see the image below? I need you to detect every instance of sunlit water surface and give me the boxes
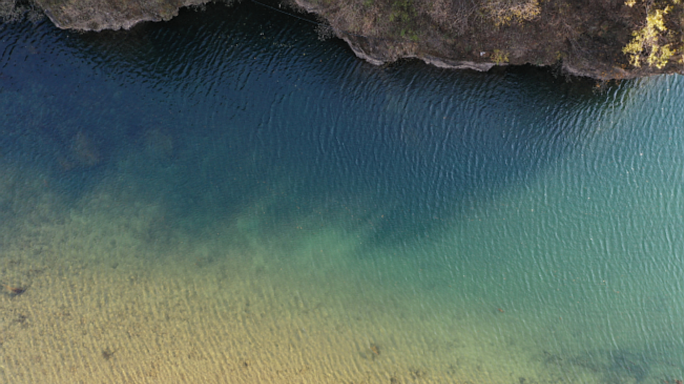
[0,3,683,383]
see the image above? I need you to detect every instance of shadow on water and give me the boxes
[298,60,639,249]
[0,1,639,245]
[535,332,684,384]
[545,348,665,384]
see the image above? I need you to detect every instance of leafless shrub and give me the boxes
[326,0,382,36]
[420,0,477,36]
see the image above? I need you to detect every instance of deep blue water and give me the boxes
[1,2,683,383]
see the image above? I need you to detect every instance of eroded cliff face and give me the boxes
[29,0,684,79]
[292,0,684,79]
[35,0,207,31]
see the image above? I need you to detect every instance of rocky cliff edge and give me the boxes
[20,0,684,79]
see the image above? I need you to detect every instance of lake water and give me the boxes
[1,2,683,383]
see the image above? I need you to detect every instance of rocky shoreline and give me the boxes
[21,0,684,79]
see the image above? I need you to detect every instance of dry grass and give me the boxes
[418,0,478,36]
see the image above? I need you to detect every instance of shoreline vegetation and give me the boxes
[1,0,684,72]
[295,0,684,79]
[2,0,684,79]
[3,0,684,79]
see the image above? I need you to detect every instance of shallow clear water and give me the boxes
[1,2,683,383]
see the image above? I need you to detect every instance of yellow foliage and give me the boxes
[648,44,675,68]
[481,0,540,27]
[622,6,676,69]
[492,49,509,64]
[625,0,681,6]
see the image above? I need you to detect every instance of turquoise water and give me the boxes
[1,2,683,383]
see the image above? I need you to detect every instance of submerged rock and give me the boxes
[70,131,101,167]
